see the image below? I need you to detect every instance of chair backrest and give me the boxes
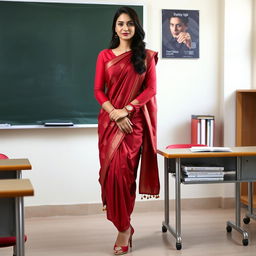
[0,153,8,159]
[166,144,206,149]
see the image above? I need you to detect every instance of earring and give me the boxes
[114,33,118,38]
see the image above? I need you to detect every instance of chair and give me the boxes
[0,153,27,256]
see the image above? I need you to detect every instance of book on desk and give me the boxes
[190,146,232,152]
[181,164,225,182]
[181,164,237,182]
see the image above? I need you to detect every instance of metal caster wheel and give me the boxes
[242,239,249,246]
[226,225,232,233]
[176,242,182,250]
[162,225,167,233]
[243,217,250,224]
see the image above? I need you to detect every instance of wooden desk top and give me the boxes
[0,159,31,171]
[157,146,256,159]
[0,179,34,198]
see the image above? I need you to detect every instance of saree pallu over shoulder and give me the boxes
[139,50,160,195]
[98,50,160,205]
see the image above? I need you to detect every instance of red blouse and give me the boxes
[94,49,157,107]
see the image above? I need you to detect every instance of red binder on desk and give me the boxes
[191,117,200,144]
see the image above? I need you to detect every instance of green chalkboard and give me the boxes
[0,1,143,126]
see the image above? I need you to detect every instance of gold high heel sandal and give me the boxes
[113,226,134,255]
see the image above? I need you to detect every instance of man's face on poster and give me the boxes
[169,17,188,38]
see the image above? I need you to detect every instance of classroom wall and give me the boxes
[0,0,254,206]
[221,0,253,197]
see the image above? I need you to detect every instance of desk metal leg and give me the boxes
[243,182,256,224]
[175,158,182,249]
[15,197,25,256]
[15,170,25,256]
[162,158,182,250]
[226,157,249,246]
[248,182,253,217]
[163,158,169,228]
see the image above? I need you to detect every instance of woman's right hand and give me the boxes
[116,117,133,134]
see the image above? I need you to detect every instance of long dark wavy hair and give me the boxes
[109,7,146,74]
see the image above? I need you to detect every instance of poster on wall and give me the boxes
[162,9,199,58]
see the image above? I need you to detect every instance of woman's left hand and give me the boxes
[109,108,128,121]
[116,117,133,134]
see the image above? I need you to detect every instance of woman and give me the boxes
[94,6,160,255]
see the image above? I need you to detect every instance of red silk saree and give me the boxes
[94,49,160,231]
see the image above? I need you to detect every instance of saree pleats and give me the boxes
[105,112,144,231]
